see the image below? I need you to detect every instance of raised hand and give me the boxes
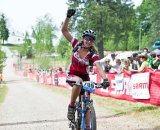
[67,9,76,18]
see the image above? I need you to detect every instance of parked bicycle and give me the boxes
[66,79,104,130]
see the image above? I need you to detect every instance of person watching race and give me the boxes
[61,8,110,128]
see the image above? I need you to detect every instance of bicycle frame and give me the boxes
[67,80,102,130]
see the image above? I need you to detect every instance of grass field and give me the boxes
[0,84,7,104]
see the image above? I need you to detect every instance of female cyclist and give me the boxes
[61,9,110,130]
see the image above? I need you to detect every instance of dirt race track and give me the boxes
[0,47,160,130]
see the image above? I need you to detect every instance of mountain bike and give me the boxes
[66,80,103,130]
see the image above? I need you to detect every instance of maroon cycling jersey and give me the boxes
[68,38,100,75]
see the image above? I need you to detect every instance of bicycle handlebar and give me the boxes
[66,79,103,89]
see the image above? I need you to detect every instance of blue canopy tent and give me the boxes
[153,40,160,54]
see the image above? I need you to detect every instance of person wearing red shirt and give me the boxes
[61,9,110,129]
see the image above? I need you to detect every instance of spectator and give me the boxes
[28,65,32,73]
[122,59,131,71]
[109,53,116,66]
[110,59,122,73]
[88,65,98,75]
[117,59,132,74]
[54,70,59,86]
[104,59,111,72]
[131,53,141,70]
[149,51,158,69]
[137,53,149,72]
[57,67,64,74]
[153,40,160,55]
[143,47,149,54]
[127,54,132,63]
[153,52,160,70]
[88,66,93,74]
[143,47,152,63]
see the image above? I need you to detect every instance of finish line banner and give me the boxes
[95,71,150,100]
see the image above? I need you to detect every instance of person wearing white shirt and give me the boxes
[109,53,116,66]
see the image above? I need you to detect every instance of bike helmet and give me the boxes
[82,29,96,40]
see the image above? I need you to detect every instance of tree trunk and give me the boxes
[97,39,104,59]
[97,11,104,59]
[2,39,4,45]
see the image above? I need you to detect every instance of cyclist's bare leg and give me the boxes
[69,76,83,107]
[67,76,83,121]
[71,86,82,103]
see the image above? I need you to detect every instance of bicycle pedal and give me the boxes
[69,121,76,128]
[69,122,73,128]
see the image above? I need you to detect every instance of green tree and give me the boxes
[136,0,160,49]
[0,14,9,44]
[20,32,33,58]
[148,1,160,43]
[56,37,72,67]
[57,37,72,58]
[0,48,6,73]
[67,0,136,57]
[32,14,57,54]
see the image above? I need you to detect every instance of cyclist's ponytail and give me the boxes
[90,45,97,54]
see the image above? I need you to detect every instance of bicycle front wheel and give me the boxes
[88,103,97,130]
[75,102,81,130]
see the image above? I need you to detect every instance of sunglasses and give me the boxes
[157,55,160,57]
[84,36,94,43]
[141,56,145,58]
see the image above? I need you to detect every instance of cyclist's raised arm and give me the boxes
[61,9,76,42]
[61,18,72,42]
[95,62,107,80]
